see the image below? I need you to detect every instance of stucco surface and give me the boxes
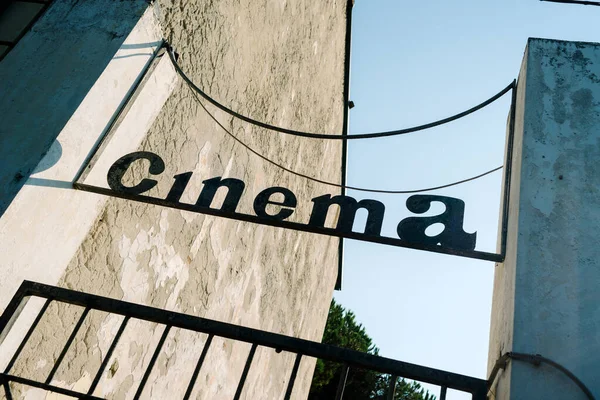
[488,38,600,400]
[2,0,347,399]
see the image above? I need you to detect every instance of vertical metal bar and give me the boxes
[471,384,489,400]
[4,298,52,373]
[335,364,349,400]
[132,325,171,400]
[2,377,13,400]
[0,283,31,344]
[387,375,397,400]
[182,334,214,400]
[336,0,354,291]
[233,343,258,400]
[440,386,447,400]
[283,353,302,400]
[45,307,90,384]
[87,316,130,395]
[499,80,517,259]
[72,42,166,185]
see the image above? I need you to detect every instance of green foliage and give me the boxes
[308,299,435,400]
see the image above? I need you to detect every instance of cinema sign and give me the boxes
[74,151,504,263]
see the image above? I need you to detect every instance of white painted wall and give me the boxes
[0,0,176,376]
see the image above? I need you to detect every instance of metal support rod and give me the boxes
[132,325,172,400]
[499,81,517,260]
[233,343,258,400]
[440,386,447,400]
[45,307,90,384]
[73,42,167,186]
[283,353,303,400]
[336,0,354,291]
[87,316,130,395]
[387,375,397,400]
[182,334,214,400]
[335,364,350,400]
[4,298,52,373]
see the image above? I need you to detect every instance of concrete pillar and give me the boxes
[488,38,600,400]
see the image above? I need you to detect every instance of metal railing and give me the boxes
[0,281,487,399]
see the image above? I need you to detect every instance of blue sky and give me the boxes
[334,1,599,398]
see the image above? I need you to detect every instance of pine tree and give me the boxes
[309,299,435,400]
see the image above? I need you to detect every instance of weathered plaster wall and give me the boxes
[488,38,600,400]
[2,0,347,399]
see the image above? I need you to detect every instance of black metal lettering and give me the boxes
[253,187,297,220]
[397,195,476,251]
[309,195,384,236]
[107,151,165,195]
[166,172,193,202]
[196,177,245,212]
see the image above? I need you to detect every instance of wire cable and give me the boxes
[187,87,503,194]
[167,45,515,141]
[541,0,600,6]
[488,352,595,400]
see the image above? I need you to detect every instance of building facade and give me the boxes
[0,0,348,398]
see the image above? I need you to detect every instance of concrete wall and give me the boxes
[1,0,347,399]
[488,38,600,400]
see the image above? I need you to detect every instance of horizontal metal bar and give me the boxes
[5,281,488,395]
[73,183,504,263]
[541,0,600,5]
[0,373,104,400]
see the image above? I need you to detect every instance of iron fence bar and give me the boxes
[283,353,302,400]
[0,373,103,400]
[0,283,33,344]
[132,325,171,400]
[87,316,130,395]
[440,385,447,400]
[387,375,397,400]
[4,298,52,373]
[182,334,214,400]
[45,307,90,384]
[335,364,349,400]
[2,378,13,400]
[2,281,488,396]
[233,343,258,400]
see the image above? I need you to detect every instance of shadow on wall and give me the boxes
[0,0,150,217]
